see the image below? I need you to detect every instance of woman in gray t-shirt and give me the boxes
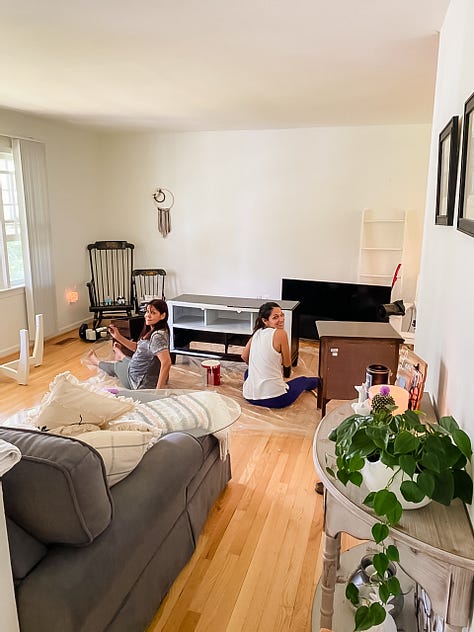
[87,299,172,389]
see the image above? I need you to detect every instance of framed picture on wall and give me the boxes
[435,116,459,225]
[458,92,474,236]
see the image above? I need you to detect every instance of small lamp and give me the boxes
[66,290,79,304]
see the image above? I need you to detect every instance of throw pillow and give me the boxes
[114,391,240,435]
[32,371,136,430]
[76,429,157,486]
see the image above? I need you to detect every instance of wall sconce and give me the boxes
[66,290,79,304]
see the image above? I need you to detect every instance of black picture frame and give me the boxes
[458,92,474,236]
[435,116,459,225]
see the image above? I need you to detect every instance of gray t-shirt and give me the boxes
[128,329,169,389]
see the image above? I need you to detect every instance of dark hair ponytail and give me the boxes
[140,299,170,339]
[253,301,280,333]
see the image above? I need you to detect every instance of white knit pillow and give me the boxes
[33,372,136,430]
[76,429,156,486]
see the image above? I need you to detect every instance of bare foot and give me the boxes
[86,349,100,367]
[112,342,125,361]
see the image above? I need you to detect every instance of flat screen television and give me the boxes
[281,278,392,340]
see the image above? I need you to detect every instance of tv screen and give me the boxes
[281,278,392,339]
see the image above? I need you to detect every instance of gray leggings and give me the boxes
[99,358,132,389]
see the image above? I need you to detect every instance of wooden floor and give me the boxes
[0,332,356,632]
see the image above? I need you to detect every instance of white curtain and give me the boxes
[13,139,57,337]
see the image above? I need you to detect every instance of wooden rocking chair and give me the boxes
[87,241,135,328]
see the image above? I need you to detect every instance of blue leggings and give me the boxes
[244,374,320,409]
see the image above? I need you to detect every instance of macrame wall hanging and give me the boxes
[152,187,174,238]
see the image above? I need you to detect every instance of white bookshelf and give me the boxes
[359,209,406,289]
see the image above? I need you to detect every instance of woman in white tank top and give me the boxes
[242,302,320,408]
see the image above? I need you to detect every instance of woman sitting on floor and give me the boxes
[242,301,320,408]
[87,299,172,389]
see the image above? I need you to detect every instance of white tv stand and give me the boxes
[168,294,300,364]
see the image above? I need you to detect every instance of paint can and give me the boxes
[201,359,221,386]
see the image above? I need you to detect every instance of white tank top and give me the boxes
[243,327,288,400]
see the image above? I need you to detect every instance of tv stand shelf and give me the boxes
[168,294,300,363]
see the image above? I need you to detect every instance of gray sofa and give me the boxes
[1,419,231,632]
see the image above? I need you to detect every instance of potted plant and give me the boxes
[326,386,473,631]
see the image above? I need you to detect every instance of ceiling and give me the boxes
[0,0,450,132]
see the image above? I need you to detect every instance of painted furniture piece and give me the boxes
[312,398,474,632]
[132,268,166,312]
[87,241,135,328]
[316,320,403,415]
[0,314,44,385]
[168,294,300,364]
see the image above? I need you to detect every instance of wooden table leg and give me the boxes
[319,530,341,630]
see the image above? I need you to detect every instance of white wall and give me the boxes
[99,125,430,303]
[416,0,474,551]
[0,108,102,354]
[0,114,431,358]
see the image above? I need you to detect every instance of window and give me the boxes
[0,144,24,288]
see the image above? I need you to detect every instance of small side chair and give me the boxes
[132,269,166,313]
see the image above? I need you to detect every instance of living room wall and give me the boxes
[0,115,431,357]
[416,0,474,537]
[0,108,102,354]
[98,124,430,304]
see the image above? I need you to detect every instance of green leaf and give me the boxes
[386,575,401,597]
[400,479,426,503]
[386,501,403,526]
[326,467,335,478]
[349,455,365,471]
[363,492,375,508]
[355,603,386,630]
[386,544,399,562]
[399,454,417,477]
[380,452,398,468]
[441,439,466,467]
[337,470,350,485]
[439,415,459,433]
[394,431,420,454]
[421,451,441,473]
[416,471,435,498]
[431,471,455,505]
[453,428,472,459]
[349,471,363,487]
[373,489,398,518]
[346,581,360,605]
[372,522,389,544]
[350,430,377,457]
[366,427,390,451]
[372,552,389,576]
[404,409,423,426]
[379,581,390,603]
[453,469,473,503]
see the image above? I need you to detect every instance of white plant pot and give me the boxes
[370,612,397,632]
[361,459,432,510]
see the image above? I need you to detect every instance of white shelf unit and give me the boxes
[171,303,256,335]
[358,209,406,289]
[168,294,300,363]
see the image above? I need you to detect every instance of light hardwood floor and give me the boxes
[0,332,356,632]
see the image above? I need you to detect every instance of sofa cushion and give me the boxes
[76,429,157,486]
[6,518,48,581]
[0,426,113,545]
[32,371,135,429]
